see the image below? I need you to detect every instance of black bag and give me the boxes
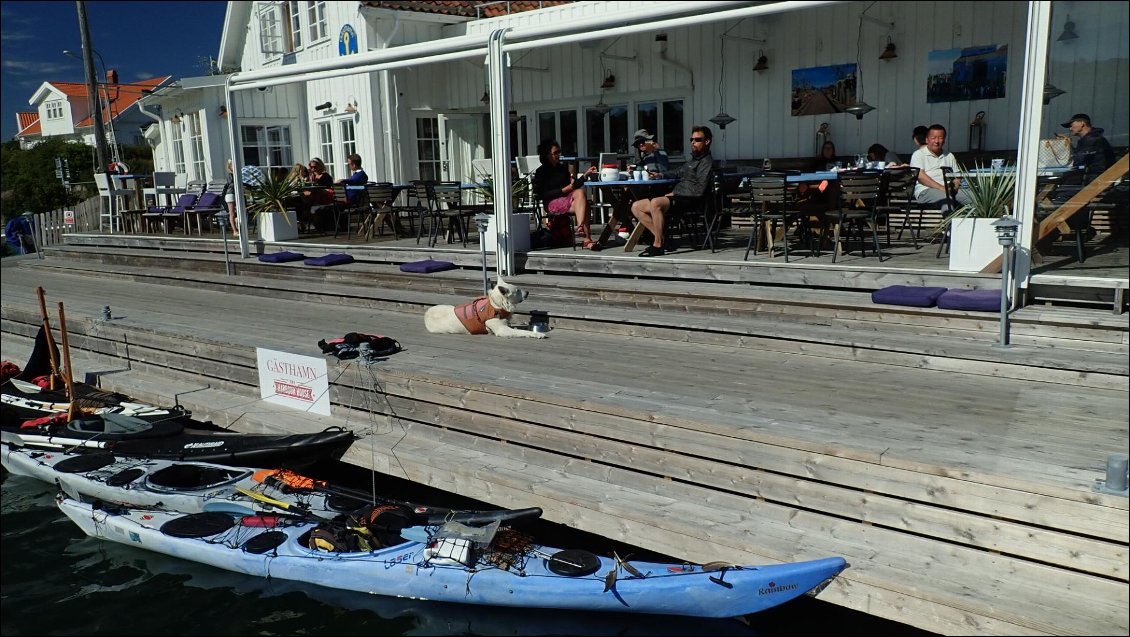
[317,332,402,360]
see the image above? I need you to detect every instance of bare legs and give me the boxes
[570,188,591,240]
[227,201,239,238]
[630,196,672,248]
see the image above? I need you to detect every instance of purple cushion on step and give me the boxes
[936,288,1001,312]
[303,253,354,267]
[258,251,306,263]
[871,285,948,308]
[399,259,457,274]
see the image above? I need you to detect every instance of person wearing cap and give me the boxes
[631,129,669,173]
[1061,113,1114,182]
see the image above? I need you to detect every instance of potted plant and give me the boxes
[471,171,534,253]
[937,163,1016,271]
[247,168,300,241]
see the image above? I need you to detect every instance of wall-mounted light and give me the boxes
[1042,83,1066,105]
[170,110,183,124]
[879,37,897,61]
[600,73,616,89]
[314,101,333,111]
[217,105,227,119]
[1057,15,1079,41]
[344,102,358,114]
[480,91,490,104]
[753,50,769,72]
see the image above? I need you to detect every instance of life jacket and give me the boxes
[454,297,510,335]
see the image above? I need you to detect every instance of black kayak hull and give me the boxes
[2,426,356,469]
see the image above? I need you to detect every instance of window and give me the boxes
[170,118,186,174]
[339,118,356,178]
[306,1,327,41]
[317,121,334,176]
[241,124,293,171]
[45,101,64,120]
[536,109,578,156]
[258,2,300,56]
[188,112,207,180]
[585,104,628,155]
[416,117,441,181]
[636,99,684,156]
[288,1,302,50]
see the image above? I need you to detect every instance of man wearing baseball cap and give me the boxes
[631,129,669,172]
[1060,113,1114,182]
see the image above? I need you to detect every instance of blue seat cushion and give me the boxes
[258,251,306,263]
[936,288,1001,312]
[871,285,948,308]
[399,259,457,274]
[304,253,354,267]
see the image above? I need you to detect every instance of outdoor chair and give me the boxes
[877,166,920,247]
[426,182,468,248]
[185,191,225,235]
[144,192,198,234]
[824,170,885,262]
[93,172,133,233]
[358,182,397,241]
[742,172,804,262]
[332,184,370,239]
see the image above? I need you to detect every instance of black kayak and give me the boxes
[2,413,356,468]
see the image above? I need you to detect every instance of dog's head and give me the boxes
[488,276,529,313]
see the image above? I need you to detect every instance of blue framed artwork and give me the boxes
[927,44,1008,103]
[791,64,858,116]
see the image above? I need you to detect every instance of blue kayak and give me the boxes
[58,496,849,618]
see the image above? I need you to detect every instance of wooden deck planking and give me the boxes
[3,251,1127,636]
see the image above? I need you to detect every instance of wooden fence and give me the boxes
[31,196,101,248]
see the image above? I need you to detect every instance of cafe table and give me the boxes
[580,178,678,248]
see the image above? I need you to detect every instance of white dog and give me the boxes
[424,277,546,338]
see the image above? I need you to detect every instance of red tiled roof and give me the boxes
[46,76,171,129]
[362,1,575,19]
[17,111,40,137]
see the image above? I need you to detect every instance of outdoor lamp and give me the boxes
[709,112,737,129]
[475,213,492,295]
[753,51,769,72]
[992,214,1019,247]
[992,215,1020,348]
[879,38,897,60]
[844,103,875,120]
[1058,16,1079,41]
[314,101,333,111]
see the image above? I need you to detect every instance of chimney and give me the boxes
[106,69,119,84]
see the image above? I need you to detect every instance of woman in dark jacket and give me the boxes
[531,139,598,248]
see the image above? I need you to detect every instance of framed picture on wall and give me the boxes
[791,63,857,116]
[927,44,1008,103]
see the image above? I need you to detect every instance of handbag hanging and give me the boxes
[1038,136,1073,168]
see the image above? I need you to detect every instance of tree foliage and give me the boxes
[1,139,86,222]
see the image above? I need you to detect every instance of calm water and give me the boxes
[1,465,932,636]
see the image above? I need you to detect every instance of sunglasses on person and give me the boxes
[689,136,706,142]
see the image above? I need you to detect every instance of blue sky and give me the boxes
[1,0,229,141]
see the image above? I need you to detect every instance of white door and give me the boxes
[439,113,486,184]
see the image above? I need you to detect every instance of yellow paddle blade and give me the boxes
[234,486,292,510]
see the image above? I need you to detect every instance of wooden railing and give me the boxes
[30,196,102,248]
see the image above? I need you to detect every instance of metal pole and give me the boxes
[475,213,491,295]
[75,2,110,175]
[998,243,1011,347]
[215,212,232,276]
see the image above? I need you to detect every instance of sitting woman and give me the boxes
[531,139,598,249]
[813,141,840,171]
[301,157,335,231]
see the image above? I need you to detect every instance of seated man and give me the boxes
[910,124,971,211]
[631,129,670,173]
[630,125,714,257]
[335,153,369,204]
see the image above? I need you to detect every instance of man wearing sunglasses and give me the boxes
[630,125,713,257]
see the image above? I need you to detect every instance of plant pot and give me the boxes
[258,210,298,242]
[948,217,1000,272]
[484,212,531,253]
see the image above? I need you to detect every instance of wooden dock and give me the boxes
[1,236,1126,636]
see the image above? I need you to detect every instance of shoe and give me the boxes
[639,245,666,257]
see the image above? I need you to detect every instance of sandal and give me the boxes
[582,239,602,251]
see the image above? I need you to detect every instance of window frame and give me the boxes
[240,123,294,173]
[306,0,327,42]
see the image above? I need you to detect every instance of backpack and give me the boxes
[547,214,573,248]
[317,332,402,360]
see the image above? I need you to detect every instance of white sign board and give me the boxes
[63,210,75,226]
[255,348,331,416]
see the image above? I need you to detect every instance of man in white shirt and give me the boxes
[910,124,971,210]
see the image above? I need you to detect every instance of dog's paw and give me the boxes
[531,331,548,339]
